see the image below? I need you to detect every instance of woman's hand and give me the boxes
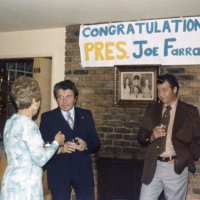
[54,131,65,145]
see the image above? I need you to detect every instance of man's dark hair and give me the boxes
[157,73,179,94]
[53,80,79,99]
[133,75,140,80]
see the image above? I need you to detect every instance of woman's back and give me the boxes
[1,114,58,200]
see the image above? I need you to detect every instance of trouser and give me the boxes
[51,185,95,200]
[140,160,188,200]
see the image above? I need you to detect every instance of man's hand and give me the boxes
[75,137,87,151]
[63,141,77,153]
[57,141,76,154]
[151,125,166,142]
[57,137,87,154]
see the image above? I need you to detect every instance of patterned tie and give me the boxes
[158,105,172,154]
[161,105,172,132]
[66,112,74,129]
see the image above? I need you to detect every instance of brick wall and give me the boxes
[65,25,200,199]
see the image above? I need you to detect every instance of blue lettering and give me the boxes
[82,27,90,37]
[99,26,108,36]
[91,28,99,37]
[146,22,154,34]
[132,40,147,58]
[127,24,135,34]
[164,38,176,56]
[183,18,200,32]
[144,48,153,56]
[194,19,200,31]
[186,48,192,55]
[171,19,182,32]
[193,48,200,55]
[186,19,195,32]
[117,24,125,35]
[135,22,145,34]
[163,21,171,33]
[109,25,116,35]
[154,21,161,33]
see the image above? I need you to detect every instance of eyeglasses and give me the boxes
[57,95,74,101]
[158,87,171,94]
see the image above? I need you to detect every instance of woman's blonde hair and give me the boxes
[11,76,41,109]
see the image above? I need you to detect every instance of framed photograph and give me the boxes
[114,65,160,105]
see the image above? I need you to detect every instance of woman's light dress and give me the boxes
[0,114,58,200]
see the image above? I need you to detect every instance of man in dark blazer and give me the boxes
[40,80,101,200]
[138,74,200,200]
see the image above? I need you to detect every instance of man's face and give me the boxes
[157,81,177,105]
[56,89,77,111]
[134,86,139,94]
[134,79,139,86]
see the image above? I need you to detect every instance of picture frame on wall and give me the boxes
[114,65,160,105]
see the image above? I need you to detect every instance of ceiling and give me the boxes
[0,0,200,32]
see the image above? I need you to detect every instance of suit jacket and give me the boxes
[39,107,101,189]
[138,99,200,184]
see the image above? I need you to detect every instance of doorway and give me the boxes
[0,57,52,140]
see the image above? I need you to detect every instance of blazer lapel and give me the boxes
[70,107,79,133]
[73,107,81,130]
[73,107,87,136]
[152,103,163,127]
[172,100,185,134]
[55,108,73,133]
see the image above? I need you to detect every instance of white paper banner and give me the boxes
[79,16,200,67]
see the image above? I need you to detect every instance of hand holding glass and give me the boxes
[159,124,166,136]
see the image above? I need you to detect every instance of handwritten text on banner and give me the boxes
[79,17,200,67]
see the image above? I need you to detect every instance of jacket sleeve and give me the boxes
[137,104,155,146]
[40,113,55,143]
[84,110,101,154]
[22,120,59,167]
[190,107,200,161]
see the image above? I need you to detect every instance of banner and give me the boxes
[79,16,200,67]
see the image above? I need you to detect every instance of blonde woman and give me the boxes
[0,76,65,200]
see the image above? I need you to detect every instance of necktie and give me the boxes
[158,105,172,154]
[161,105,172,132]
[66,112,74,129]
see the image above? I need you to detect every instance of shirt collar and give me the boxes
[163,98,178,110]
[60,107,75,120]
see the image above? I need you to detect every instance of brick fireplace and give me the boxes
[97,158,143,200]
[65,25,200,200]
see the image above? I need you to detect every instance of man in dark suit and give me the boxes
[40,80,101,200]
[138,74,200,200]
